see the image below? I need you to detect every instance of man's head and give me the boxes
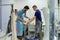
[24,5,29,11]
[32,5,37,11]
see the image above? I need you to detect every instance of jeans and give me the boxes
[23,24,28,37]
[35,19,42,40]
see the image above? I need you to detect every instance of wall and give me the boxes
[1,0,12,32]
[2,0,13,4]
[0,0,2,30]
[14,0,48,9]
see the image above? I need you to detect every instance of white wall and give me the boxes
[1,0,12,32]
[14,0,47,25]
[1,6,11,32]
[14,0,48,9]
[2,0,14,4]
[0,0,2,30]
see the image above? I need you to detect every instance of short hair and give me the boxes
[24,5,29,9]
[32,5,37,8]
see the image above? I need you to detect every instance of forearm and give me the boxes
[29,19,34,23]
[28,16,35,23]
[25,16,30,20]
[17,16,25,22]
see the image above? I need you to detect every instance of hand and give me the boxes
[23,20,26,23]
[24,21,29,25]
[25,16,30,20]
[23,21,27,25]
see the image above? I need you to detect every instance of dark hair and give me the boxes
[24,5,29,9]
[32,5,37,8]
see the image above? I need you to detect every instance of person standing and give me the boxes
[25,5,42,40]
[16,5,30,40]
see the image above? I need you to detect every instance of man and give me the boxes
[16,5,30,40]
[25,5,42,40]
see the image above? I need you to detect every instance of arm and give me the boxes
[25,16,30,20]
[26,16,36,24]
[24,13,30,20]
[17,16,26,22]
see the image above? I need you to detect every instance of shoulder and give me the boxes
[17,9,23,14]
[35,9,41,13]
[18,9,22,12]
[37,9,41,12]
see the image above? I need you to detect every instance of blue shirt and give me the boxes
[34,9,42,21]
[16,9,26,36]
[16,9,26,22]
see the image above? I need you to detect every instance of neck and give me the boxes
[35,9,38,11]
[23,9,26,11]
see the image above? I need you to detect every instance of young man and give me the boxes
[25,5,42,40]
[16,5,30,40]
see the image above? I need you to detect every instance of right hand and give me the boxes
[23,20,26,23]
[24,21,29,25]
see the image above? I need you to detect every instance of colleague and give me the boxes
[25,5,42,40]
[16,5,30,40]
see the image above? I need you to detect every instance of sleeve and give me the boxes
[34,11,37,16]
[40,11,42,21]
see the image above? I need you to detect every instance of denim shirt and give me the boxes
[16,9,26,22]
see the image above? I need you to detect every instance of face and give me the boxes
[26,9,29,11]
[33,7,36,11]
[24,9,29,12]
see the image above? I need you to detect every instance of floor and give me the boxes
[0,25,58,40]
[0,31,58,40]
[0,35,58,40]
